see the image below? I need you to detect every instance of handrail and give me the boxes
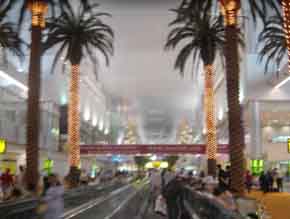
[63,180,148,219]
[183,187,243,219]
[62,184,132,219]
[106,180,149,219]
[0,181,125,219]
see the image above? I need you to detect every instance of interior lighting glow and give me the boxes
[150,155,157,161]
[104,127,110,135]
[239,92,244,103]
[218,109,223,121]
[92,116,98,127]
[98,118,104,131]
[145,162,153,169]
[117,136,123,145]
[274,76,290,89]
[0,70,28,92]
[84,108,90,121]
[160,161,169,169]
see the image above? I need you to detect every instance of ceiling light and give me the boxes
[274,76,290,89]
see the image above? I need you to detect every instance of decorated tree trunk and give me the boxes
[204,65,218,176]
[67,63,81,187]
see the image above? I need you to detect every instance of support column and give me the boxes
[250,101,263,159]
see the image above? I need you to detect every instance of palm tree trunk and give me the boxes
[204,65,217,176]
[67,63,81,187]
[26,25,41,191]
[223,4,245,195]
[282,0,290,74]
[25,0,48,192]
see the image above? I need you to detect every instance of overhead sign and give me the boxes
[0,139,7,154]
[80,144,229,155]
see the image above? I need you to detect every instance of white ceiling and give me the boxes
[95,0,203,143]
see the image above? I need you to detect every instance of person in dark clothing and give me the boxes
[266,171,273,192]
[277,175,283,192]
[42,176,50,196]
[259,172,267,193]
[217,165,229,190]
[162,173,182,219]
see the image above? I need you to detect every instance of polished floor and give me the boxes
[248,191,290,219]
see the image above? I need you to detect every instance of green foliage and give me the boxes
[258,14,286,74]
[164,156,179,169]
[165,1,226,77]
[0,0,24,62]
[42,1,114,78]
[134,156,150,170]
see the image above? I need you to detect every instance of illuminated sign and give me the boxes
[288,139,290,153]
[272,136,290,143]
[0,139,6,154]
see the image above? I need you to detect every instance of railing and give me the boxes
[183,187,243,219]
[64,181,125,210]
[0,198,38,219]
[0,181,126,219]
[108,181,149,219]
[62,180,147,219]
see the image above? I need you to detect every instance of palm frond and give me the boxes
[165,3,226,77]
[258,15,286,74]
[43,1,114,78]
[0,1,24,61]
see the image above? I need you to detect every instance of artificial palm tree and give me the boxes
[258,14,286,74]
[165,5,226,176]
[172,0,275,195]
[0,0,23,63]
[10,0,93,190]
[43,1,113,185]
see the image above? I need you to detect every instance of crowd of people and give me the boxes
[259,169,284,193]
[149,165,289,219]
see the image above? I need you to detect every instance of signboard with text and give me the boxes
[80,144,229,155]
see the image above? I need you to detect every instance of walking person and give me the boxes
[43,174,64,219]
[245,170,253,193]
[0,168,14,199]
[259,171,267,193]
[277,172,283,192]
[16,166,26,189]
[162,170,185,219]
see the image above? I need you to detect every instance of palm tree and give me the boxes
[258,14,286,74]
[0,0,23,63]
[173,0,276,195]
[9,0,93,190]
[165,5,226,176]
[43,1,114,186]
